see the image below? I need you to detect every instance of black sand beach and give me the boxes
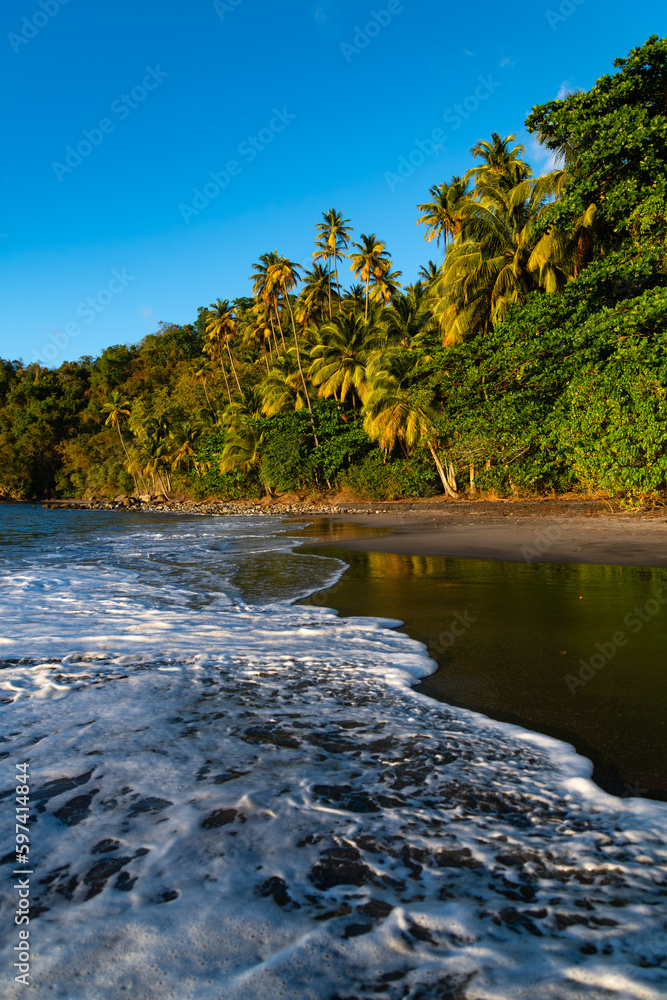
[293,508,667,800]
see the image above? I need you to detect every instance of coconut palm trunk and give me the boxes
[281,279,319,446]
[267,312,280,355]
[114,420,139,493]
[225,341,242,395]
[273,293,287,350]
[219,359,233,405]
[327,252,333,319]
[126,449,149,494]
[201,377,213,412]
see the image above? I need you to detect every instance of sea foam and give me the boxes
[0,509,665,999]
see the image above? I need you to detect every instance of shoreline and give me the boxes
[3,503,667,997]
[17,495,667,568]
[303,508,667,568]
[289,513,667,801]
[9,499,664,797]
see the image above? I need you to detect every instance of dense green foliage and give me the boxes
[3,38,667,503]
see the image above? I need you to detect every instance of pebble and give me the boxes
[39,499,394,517]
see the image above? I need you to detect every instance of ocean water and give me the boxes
[0,506,665,1000]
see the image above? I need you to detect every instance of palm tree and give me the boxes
[250,252,285,351]
[300,263,333,324]
[363,353,458,498]
[260,351,308,416]
[169,420,204,475]
[201,318,233,405]
[193,361,216,415]
[348,234,392,320]
[383,286,436,347]
[433,169,571,343]
[344,283,366,310]
[137,413,174,492]
[203,340,232,404]
[219,386,263,429]
[418,261,440,289]
[468,133,531,193]
[218,420,265,479]
[142,412,172,445]
[313,209,353,316]
[416,175,470,248]
[309,311,386,405]
[530,201,597,286]
[266,255,319,445]
[125,445,148,494]
[370,266,403,307]
[205,300,243,395]
[130,434,170,495]
[101,390,139,493]
[247,301,276,369]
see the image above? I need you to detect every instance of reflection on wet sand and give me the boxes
[297,522,667,800]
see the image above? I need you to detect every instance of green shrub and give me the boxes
[191,467,261,501]
[343,451,438,500]
[556,342,667,496]
[260,424,309,493]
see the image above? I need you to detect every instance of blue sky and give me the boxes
[1,0,665,366]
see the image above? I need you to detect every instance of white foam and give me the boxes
[0,510,665,999]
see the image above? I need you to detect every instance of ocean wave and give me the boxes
[0,510,665,999]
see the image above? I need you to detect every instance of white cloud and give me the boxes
[526,135,563,175]
[556,79,583,100]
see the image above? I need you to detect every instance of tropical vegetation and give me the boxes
[2,38,667,504]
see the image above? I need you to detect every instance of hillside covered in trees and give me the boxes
[3,37,667,504]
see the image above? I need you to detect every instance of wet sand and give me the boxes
[32,495,667,567]
[293,508,667,800]
[299,501,667,568]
